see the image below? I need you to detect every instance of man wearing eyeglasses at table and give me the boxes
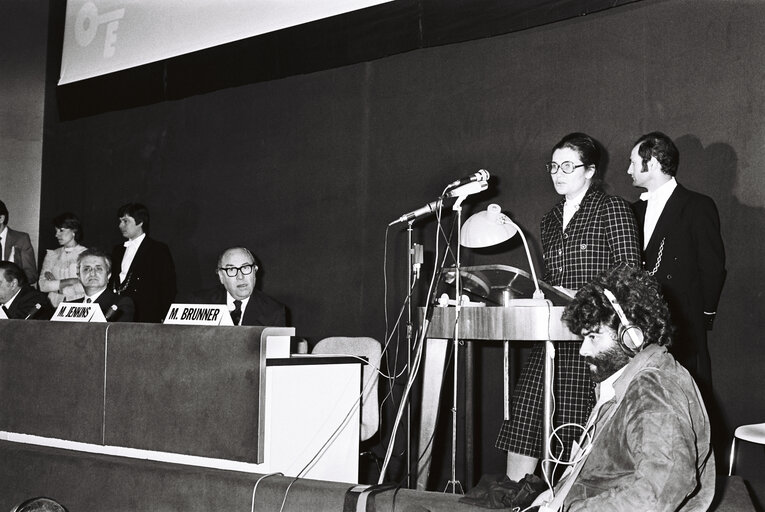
[190,247,287,327]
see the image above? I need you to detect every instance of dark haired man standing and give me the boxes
[110,203,176,323]
[532,263,714,511]
[627,132,726,393]
[0,200,38,284]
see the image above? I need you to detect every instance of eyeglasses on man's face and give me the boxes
[546,161,586,174]
[218,263,257,277]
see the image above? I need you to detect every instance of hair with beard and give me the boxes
[563,262,674,354]
[581,332,632,383]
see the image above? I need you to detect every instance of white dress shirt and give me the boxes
[226,292,251,326]
[640,177,677,250]
[562,187,588,230]
[119,233,146,284]
[0,226,7,260]
[83,288,107,303]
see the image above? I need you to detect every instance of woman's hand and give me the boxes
[43,271,56,281]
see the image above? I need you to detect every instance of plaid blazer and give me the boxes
[541,187,641,289]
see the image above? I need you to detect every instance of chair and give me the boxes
[312,336,381,442]
[728,422,765,475]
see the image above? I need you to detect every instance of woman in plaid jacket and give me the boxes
[496,133,641,481]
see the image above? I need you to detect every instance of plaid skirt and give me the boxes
[495,341,595,461]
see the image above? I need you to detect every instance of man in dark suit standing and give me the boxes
[191,246,286,326]
[72,248,134,322]
[110,203,176,323]
[0,200,38,284]
[628,132,726,392]
[0,261,52,320]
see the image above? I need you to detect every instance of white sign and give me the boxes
[59,0,393,84]
[163,304,234,326]
[52,302,107,323]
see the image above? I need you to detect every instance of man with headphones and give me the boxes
[532,263,714,512]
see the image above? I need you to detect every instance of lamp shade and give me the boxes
[460,204,518,248]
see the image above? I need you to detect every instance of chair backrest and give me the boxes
[312,336,381,441]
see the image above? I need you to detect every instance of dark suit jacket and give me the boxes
[3,228,38,284]
[111,236,177,323]
[633,184,726,367]
[72,289,135,322]
[4,285,53,320]
[188,286,287,327]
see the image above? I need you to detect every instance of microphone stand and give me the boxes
[405,219,414,488]
[445,192,469,495]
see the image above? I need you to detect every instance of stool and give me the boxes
[728,422,765,475]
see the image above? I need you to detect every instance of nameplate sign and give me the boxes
[163,304,234,326]
[52,302,107,323]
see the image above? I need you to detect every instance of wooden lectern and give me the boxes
[416,304,580,490]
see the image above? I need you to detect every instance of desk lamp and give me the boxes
[460,203,544,300]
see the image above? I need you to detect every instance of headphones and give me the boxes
[603,288,644,354]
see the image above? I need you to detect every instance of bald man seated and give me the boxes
[187,247,287,326]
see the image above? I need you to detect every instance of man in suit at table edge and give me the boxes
[627,131,726,394]
[110,203,177,323]
[72,248,134,322]
[0,200,38,284]
[189,246,287,326]
[0,261,52,320]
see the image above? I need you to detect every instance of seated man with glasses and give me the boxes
[188,246,287,326]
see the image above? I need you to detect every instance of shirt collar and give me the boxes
[0,226,7,238]
[123,232,146,248]
[596,365,626,405]
[564,186,589,209]
[4,287,22,308]
[640,176,677,202]
[84,288,106,302]
[226,292,250,309]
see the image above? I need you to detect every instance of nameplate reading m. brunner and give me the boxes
[163,304,234,326]
[51,302,107,323]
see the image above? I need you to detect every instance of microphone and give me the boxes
[444,179,488,198]
[389,179,490,226]
[445,169,490,190]
[389,198,444,226]
[24,303,42,320]
[104,304,119,321]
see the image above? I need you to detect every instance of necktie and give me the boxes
[231,300,242,325]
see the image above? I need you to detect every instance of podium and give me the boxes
[416,302,580,490]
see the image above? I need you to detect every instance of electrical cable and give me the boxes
[250,472,283,512]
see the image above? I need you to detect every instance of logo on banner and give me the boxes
[75,2,126,58]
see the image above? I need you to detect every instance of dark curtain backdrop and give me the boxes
[41,0,765,500]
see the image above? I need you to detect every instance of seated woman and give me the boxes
[37,212,87,307]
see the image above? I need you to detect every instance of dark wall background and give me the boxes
[36,0,765,504]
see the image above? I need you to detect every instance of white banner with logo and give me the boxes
[59,0,392,85]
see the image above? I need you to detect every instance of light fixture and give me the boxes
[460,204,544,299]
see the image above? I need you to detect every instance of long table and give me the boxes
[0,320,361,484]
